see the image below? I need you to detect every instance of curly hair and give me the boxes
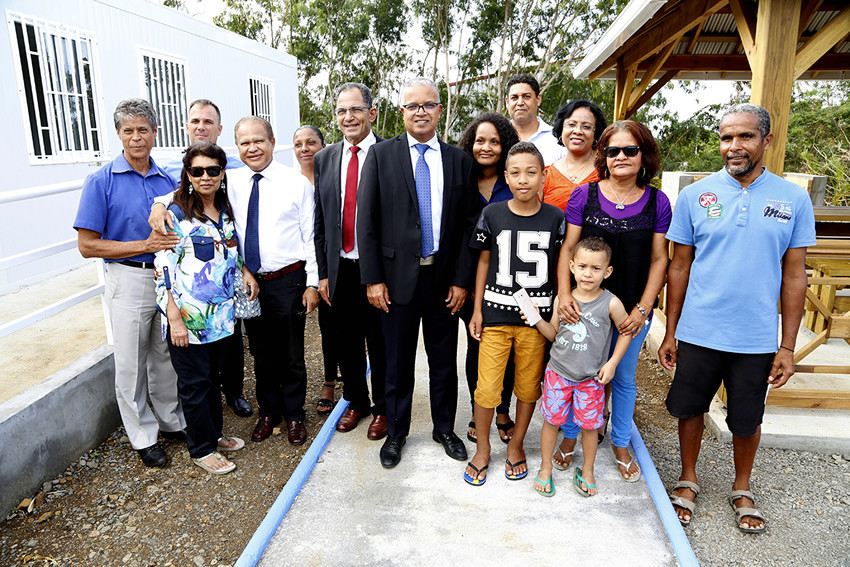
[457,112,520,177]
[552,99,607,148]
[173,142,234,222]
[594,120,660,187]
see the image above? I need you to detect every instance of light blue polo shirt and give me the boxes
[666,167,816,353]
[74,152,178,263]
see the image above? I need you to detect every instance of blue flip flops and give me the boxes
[463,459,490,486]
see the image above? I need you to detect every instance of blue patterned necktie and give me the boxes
[414,143,434,259]
[244,173,262,273]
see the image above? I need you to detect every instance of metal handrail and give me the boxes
[0,179,112,344]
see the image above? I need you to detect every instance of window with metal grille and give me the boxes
[249,75,274,124]
[8,11,104,164]
[140,49,189,149]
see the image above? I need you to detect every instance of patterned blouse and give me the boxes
[154,208,242,344]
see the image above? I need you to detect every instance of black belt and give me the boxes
[339,257,360,265]
[256,260,305,281]
[118,260,155,269]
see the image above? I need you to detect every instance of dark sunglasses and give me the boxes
[187,165,222,177]
[603,145,641,158]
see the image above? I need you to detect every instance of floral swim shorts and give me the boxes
[540,365,604,429]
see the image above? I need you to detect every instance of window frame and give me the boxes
[137,47,191,150]
[249,74,275,128]
[7,10,107,165]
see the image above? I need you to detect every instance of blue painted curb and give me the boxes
[234,382,354,567]
[630,421,700,567]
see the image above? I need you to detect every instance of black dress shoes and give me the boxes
[433,431,468,461]
[380,436,406,468]
[137,443,168,467]
[226,395,254,417]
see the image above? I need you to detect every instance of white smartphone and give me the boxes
[513,288,542,326]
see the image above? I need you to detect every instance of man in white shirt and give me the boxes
[505,73,565,166]
[313,83,387,439]
[229,117,320,446]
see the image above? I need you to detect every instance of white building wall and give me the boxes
[0,0,299,292]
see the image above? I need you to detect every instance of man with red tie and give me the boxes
[313,83,387,439]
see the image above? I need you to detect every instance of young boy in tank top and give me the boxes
[524,236,632,497]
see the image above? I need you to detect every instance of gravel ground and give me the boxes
[635,352,850,567]
[3,318,849,567]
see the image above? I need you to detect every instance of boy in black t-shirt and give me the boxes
[464,142,565,486]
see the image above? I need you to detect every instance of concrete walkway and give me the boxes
[258,325,675,566]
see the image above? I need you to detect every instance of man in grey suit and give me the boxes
[314,83,387,440]
[357,77,478,468]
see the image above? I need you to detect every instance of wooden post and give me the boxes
[748,0,802,175]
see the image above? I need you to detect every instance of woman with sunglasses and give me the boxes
[552,120,671,481]
[542,100,607,211]
[155,142,259,475]
[457,112,520,444]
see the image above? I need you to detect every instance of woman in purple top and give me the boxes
[457,112,520,444]
[554,120,672,481]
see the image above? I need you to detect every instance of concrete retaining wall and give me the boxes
[0,344,118,513]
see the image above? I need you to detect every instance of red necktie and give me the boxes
[342,146,360,253]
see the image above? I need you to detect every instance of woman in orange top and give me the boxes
[541,100,607,211]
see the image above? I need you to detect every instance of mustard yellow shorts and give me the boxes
[474,325,546,408]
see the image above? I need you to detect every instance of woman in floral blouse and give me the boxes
[155,142,259,475]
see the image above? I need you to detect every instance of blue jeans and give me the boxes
[560,321,650,448]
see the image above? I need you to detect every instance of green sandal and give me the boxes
[534,470,555,497]
[573,467,597,497]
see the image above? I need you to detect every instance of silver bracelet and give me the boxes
[635,303,648,318]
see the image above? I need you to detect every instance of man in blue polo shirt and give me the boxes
[659,103,816,533]
[74,98,186,468]
[161,98,253,419]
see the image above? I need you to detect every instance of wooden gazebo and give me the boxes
[572,0,850,175]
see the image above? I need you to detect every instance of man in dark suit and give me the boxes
[313,82,387,440]
[358,77,478,468]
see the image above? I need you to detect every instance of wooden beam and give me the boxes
[591,0,726,79]
[614,60,637,121]
[626,70,679,119]
[750,0,803,175]
[633,53,850,72]
[628,36,682,109]
[794,5,850,79]
[687,21,705,53]
[798,0,825,42]
[729,0,758,65]
[766,388,850,410]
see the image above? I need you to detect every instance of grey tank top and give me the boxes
[548,289,615,382]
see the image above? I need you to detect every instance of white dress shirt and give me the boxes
[340,130,377,260]
[406,132,443,255]
[228,160,318,287]
[527,118,566,167]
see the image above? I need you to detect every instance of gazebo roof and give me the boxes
[574,1,850,81]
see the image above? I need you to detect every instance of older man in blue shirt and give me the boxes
[74,98,186,468]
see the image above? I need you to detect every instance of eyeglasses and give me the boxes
[401,102,440,113]
[335,106,369,117]
[565,121,594,133]
[187,165,222,177]
[603,145,641,158]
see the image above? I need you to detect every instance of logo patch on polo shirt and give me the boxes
[698,192,717,207]
[707,204,722,219]
[763,200,792,223]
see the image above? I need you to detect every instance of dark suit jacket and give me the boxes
[313,134,384,300]
[357,133,478,305]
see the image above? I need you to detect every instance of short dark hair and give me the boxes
[233,116,274,141]
[506,73,540,96]
[335,82,374,108]
[506,141,544,170]
[188,99,221,123]
[594,120,660,187]
[552,100,607,148]
[575,236,612,263]
[173,142,234,222]
[457,112,520,177]
[294,125,324,144]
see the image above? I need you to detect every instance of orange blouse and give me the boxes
[542,165,599,212]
